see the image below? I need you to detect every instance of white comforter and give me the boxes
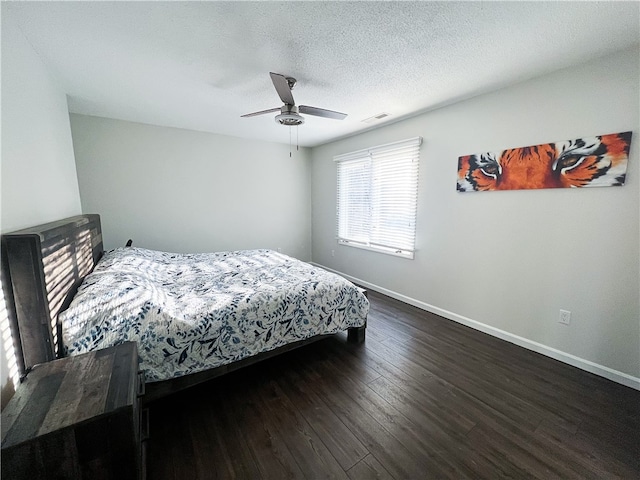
[60,247,369,382]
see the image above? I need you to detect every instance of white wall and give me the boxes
[311,47,640,385]
[70,115,312,260]
[1,17,81,231]
[1,14,82,404]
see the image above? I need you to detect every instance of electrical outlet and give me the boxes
[277,247,282,253]
[331,250,335,257]
[559,309,571,325]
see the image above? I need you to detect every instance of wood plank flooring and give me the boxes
[147,291,640,479]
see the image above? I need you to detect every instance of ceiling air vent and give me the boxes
[362,112,391,124]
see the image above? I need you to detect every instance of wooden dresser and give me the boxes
[1,342,147,480]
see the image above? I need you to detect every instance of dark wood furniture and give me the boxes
[1,214,103,372]
[1,342,146,480]
[1,214,367,403]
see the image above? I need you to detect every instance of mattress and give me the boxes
[60,247,369,382]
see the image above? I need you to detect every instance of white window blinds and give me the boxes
[335,137,421,258]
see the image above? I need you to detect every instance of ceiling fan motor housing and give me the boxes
[275,104,305,126]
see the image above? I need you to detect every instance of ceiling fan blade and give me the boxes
[270,72,295,105]
[241,107,281,118]
[299,105,347,120]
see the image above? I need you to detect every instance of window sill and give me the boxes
[337,239,414,259]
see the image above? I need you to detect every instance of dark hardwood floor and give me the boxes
[147,290,640,479]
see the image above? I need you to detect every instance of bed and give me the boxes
[2,214,368,402]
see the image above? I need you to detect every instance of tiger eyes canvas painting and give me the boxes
[457,131,632,192]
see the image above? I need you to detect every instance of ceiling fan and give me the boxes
[241,72,347,126]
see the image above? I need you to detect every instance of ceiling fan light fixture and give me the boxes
[275,112,305,126]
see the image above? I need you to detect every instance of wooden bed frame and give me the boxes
[1,214,366,403]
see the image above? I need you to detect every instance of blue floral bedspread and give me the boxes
[60,247,369,382]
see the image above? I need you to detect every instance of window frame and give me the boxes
[335,137,422,259]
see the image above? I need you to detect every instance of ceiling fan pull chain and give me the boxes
[289,126,292,157]
[297,125,299,151]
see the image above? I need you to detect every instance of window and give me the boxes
[335,137,421,259]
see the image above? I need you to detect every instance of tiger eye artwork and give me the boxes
[457,131,632,192]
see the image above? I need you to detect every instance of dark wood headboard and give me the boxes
[1,215,103,375]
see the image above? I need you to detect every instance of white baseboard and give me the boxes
[313,263,640,391]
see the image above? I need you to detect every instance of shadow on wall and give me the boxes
[1,249,22,410]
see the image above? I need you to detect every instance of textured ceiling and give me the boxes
[5,1,639,147]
